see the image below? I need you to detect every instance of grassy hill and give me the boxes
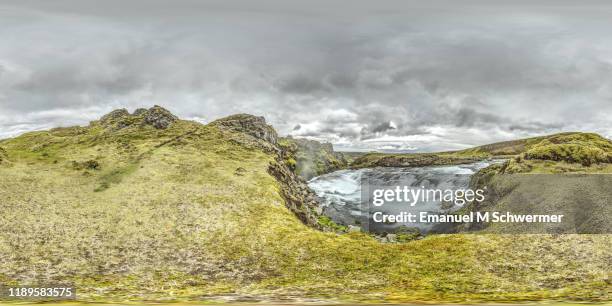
[350,132,612,173]
[0,107,610,303]
[349,151,483,169]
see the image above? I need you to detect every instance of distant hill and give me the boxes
[460,132,611,157]
[457,133,567,156]
[350,132,612,172]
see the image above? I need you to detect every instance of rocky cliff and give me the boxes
[279,137,348,180]
[212,114,278,146]
[212,114,324,228]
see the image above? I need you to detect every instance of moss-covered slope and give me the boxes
[491,133,612,173]
[350,132,612,171]
[0,108,609,303]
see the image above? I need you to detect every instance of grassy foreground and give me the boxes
[0,109,610,303]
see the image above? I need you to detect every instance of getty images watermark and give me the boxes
[360,173,611,234]
[370,185,564,224]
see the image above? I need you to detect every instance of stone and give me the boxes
[234,167,247,176]
[347,225,361,233]
[72,160,101,171]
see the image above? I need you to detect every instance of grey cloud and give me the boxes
[454,108,505,127]
[371,122,397,133]
[1,0,612,149]
[275,74,328,95]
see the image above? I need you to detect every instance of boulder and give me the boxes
[347,225,361,233]
[234,167,247,176]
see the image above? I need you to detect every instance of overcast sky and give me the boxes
[1,0,611,151]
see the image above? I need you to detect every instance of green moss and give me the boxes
[525,143,610,166]
[394,226,422,242]
[317,215,348,232]
[350,152,484,169]
[490,132,612,173]
[285,157,297,170]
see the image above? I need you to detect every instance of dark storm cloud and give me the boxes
[1,0,611,150]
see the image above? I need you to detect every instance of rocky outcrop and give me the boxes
[97,105,178,130]
[142,105,179,129]
[280,137,348,180]
[212,114,278,145]
[268,156,323,228]
[211,114,279,153]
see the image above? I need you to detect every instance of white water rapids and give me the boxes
[308,161,497,233]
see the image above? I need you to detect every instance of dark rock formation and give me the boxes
[211,114,279,153]
[212,114,278,145]
[143,105,178,129]
[98,106,178,130]
[268,156,323,229]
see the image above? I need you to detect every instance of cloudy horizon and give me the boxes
[1,0,612,152]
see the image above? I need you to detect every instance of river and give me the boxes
[308,161,496,234]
